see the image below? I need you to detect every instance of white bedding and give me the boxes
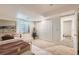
[32,39,76,55]
[32,39,56,49]
[45,45,76,55]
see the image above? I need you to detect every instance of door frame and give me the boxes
[60,15,75,41]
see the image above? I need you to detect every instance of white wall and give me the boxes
[0,20,15,26]
[36,20,53,41]
[52,17,61,41]
[36,11,74,41]
[36,17,60,41]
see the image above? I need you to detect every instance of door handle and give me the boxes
[74,34,77,36]
[63,34,71,37]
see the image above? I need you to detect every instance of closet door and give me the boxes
[37,20,53,41]
[61,15,77,52]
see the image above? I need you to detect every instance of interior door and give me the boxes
[61,15,76,48]
[61,13,78,54]
[61,15,74,40]
[63,20,72,40]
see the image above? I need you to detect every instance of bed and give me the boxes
[0,39,30,55]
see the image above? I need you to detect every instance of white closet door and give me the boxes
[61,15,77,53]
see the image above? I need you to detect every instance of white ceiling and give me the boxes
[0,4,79,21]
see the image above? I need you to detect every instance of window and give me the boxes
[16,19,29,33]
